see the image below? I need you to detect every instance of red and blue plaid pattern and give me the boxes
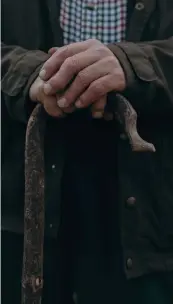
[60,0,127,45]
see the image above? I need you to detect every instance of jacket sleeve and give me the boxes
[108,37,173,113]
[1,43,49,123]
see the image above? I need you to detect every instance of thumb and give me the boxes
[48,47,59,56]
[29,76,44,102]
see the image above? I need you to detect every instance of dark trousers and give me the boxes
[2,230,173,304]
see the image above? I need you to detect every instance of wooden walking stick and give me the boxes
[22,104,46,304]
[21,95,155,304]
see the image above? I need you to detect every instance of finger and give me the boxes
[43,95,65,118]
[91,96,107,119]
[39,40,94,81]
[91,95,107,112]
[103,94,115,121]
[56,57,115,108]
[62,106,76,114]
[75,74,119,109]
[43,50,107,96]
[48,47,58,55]
[56,94,76,113]
[58,103,76,114]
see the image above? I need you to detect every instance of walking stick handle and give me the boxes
[115,94,156,152]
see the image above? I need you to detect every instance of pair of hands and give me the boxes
[29,39,126,120]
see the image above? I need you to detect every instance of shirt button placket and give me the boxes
[83,0,97,40]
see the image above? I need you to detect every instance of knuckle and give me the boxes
[76,71,89,87]
[96,46,109,57]
[88,38,100,45]
[112,69,126,90]
[51,78,65,91]
[79,95,86,105]
[88,39,109,58]
[58,45,70,59]
[64,56,78,71]
[90,82,104,96]
[107,56,116,65]
[51,46,70,65]
[70,56,78,70]
[63,57,71,68]
[48,47,58,54]
[43,60,52,72]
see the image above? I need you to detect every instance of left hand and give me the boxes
[40,39,126,112]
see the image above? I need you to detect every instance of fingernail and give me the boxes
[44,83,52,94]
[92,112,103,119]
[75,100,82,108]
[39,69,46,79]
[57,98,68,108]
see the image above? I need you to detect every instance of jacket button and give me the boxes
[126,258,133,269]
[52,164,56,172]
[126,197,136,207]
[135,2,145,11]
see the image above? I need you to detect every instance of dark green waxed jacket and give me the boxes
[1,0,173,278]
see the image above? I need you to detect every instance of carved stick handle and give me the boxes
[115,94,156,152]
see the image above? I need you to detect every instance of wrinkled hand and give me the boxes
[29,74,113,120]
[47,47,113,120]
[40,39,126,117]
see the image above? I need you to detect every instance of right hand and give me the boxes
[29,75,76,118]
[30,47,114,120]
[47,47,114,121]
